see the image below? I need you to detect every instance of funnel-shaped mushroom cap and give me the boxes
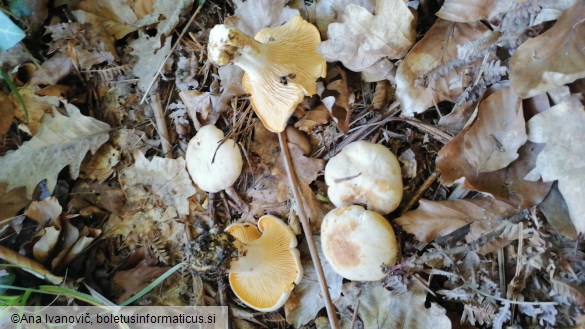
[225,215,303,311]
[325,141,403,215]
[321,206,398,281]
[208,16,326,133]
[186,125,243,193]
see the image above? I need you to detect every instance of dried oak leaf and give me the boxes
[318,0,416,72]
[285,236,343,328]
[395,198,516,243]
[335,280,451,329]
[0,103,110,198]
[112,259,170,303]
[224,0,299,35]
[510,2,585,98]
[73,0,140,39]
[525,96,585,234]
[120,151,196,216]
[310,0,376,37]
[11,86,60,135]
[396,19,489,116]
[437,87,527,183]
[321,65,354,134]
[80,143,120,183]
[130,0,193,92]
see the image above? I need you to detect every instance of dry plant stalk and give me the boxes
[278,130,340,329]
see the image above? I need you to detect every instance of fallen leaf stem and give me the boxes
[278,130,340,329]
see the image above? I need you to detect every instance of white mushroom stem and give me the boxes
[278,131,340,329]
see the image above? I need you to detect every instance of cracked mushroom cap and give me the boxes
[186,125,243,193]
[208,16,326,133]
[321,205,398,281]
[225,215,303,312]
[325,141,403,215]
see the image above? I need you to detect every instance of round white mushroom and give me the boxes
[325,140,403,215]
[321,205,398,281]
[186,125,243,193]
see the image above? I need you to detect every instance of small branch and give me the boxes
[278,131,340,329]
[151,93,173,158]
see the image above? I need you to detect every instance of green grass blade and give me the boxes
[119,262,185,306]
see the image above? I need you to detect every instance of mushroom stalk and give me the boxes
[278,131,340,329]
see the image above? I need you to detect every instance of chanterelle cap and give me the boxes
[208,16,326,133]
[225,215,303,311]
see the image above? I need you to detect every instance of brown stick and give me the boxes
[278,131,340,329]
[151,93,173,158]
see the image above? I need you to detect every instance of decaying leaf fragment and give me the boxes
[437,87,527,184]
[335,280,452,329]
[525,97,585,234]
[318,0,415,73]
[0,103,110,197]
[121,151,196,216]
[395,198,517,243]
[510,1,585,98]
[396,19,489,116]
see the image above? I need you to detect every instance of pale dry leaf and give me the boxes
[179,90,219,130]
[335,280,452,329]
[30,53,74,86]
[318,0,416,72]
[312,0,376,37]
[510,1,585,98]
[121,151,196,216]
[130,0,194,92]
[437,87,527,185]
[32,226,61,264]
[76,0,139,26]
[437,0,514,22]
[395,198,517,243]
[24,197,62,226]
[321,66,352,133]
[273,144,325,201]
[0,103,110,198]
[539,183,577,239]
[224,0,300,35]
[396,19,489,116]
[285,235,343,328]
[215,65,247,112]
[294,104,331,133]
[525,96,585,234]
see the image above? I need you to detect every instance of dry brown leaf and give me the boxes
[0,103,110,198]
[0,92,14,135]
[396,19,489,116]
[24,197,62,226]
[71,181,125,216]
[395,198,517,243]
[321,66,353,134]
[335,280,452,329]
[525,96,585,234]
[318,0,416,72]
[295,104,331,133]
[32,226,61,264]
[285,236,343,328]
[539,183,577,239]
[80,144,120,183]
[510,2,585,98]
[121,151,195,216]
[437,87,527,184]
[0,183,29,221]
[12,86,60,135]
[112,260,170,303]
[30,53,74,86]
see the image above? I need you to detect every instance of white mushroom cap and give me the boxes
[186,125,243,193]
[208,16,326,133]
[325,141,403,215]
[225,215,303,312]
[320,205,398,281]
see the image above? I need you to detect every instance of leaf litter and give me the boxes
[0,0,584,328]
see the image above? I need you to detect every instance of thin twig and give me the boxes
[402,170,440,213]
[278,131,340,329]
[140,2,206,103]
[151,93,173,158]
